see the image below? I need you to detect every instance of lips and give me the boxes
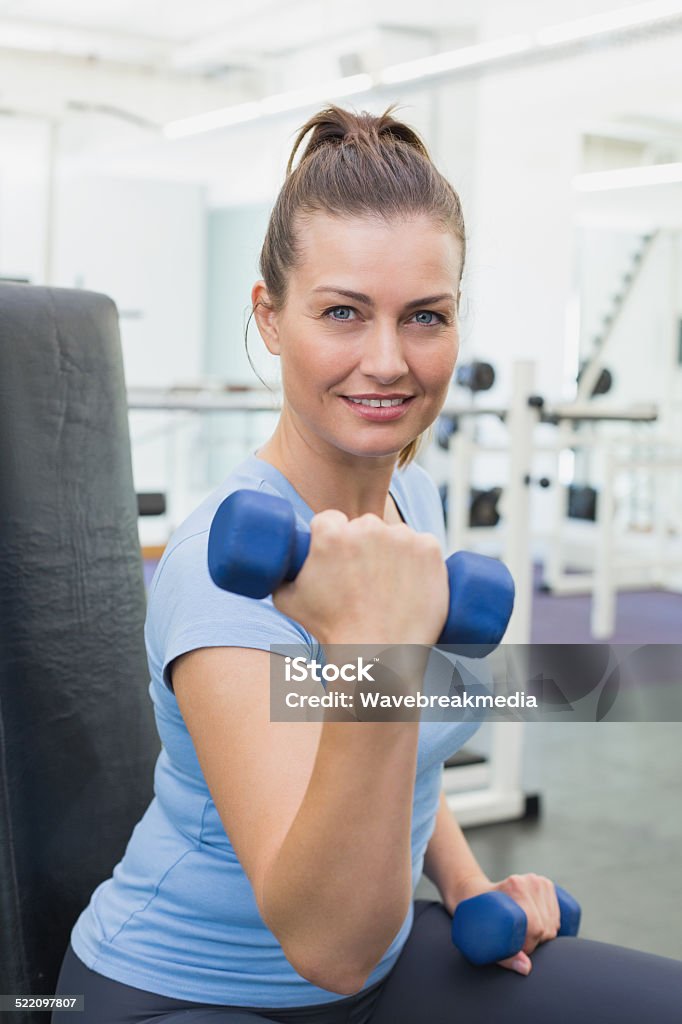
[339,395,415,420]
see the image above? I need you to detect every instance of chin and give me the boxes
[338,440,410,460]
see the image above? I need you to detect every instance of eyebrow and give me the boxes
[311,286,456,310]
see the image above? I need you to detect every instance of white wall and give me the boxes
[0,117,51,283]
[52,172,206,537]
[54,173,205,384]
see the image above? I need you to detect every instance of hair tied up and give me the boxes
[256,102,467,470]
[286,103,428,177]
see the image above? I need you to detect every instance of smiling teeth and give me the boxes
[348,398,406,407]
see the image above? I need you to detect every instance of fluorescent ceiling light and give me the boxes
[165,101,262,138]
[164,74,371,139]
[163,0,682,140]
[380,35,533,85]
[259,74,371,114]
[537,0,682,46]
[573,161,682,191]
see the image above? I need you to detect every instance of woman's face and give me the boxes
[258,212,462,462]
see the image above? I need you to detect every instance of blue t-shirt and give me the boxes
[70,453,484,1007]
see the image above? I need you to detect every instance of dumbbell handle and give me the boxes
[208,489,514,652]
[451,885,581,966]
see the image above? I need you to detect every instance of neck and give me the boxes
[255,414,400,521]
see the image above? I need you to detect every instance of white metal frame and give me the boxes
[442,362,537,827]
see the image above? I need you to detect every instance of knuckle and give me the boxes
[311,510,337,528]
[359,512,385,530]
[348,513,382,535]
[310,510,347,540]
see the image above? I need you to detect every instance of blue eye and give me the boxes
[326,306,355,321]
[413,310,445,326]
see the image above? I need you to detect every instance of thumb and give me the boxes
[498,951,532,976]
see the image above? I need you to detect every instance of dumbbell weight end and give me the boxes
[451,885,581,966]
[208,490,308,599]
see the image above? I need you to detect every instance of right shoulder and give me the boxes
[146,477,318,695]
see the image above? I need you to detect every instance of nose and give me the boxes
[358,319,410,384]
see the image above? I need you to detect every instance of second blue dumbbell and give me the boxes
[452,885,582,966]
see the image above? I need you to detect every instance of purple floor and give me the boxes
[531,564,682,644]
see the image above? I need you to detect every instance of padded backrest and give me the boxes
[0,284,160,1020]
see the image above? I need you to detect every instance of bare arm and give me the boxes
[173,647,421,996]
[422,790,489,915]
[174,510,450,995]
[260,716,420,992]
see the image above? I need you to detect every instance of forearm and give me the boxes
[422,790,490,915]
[261,719,419,991]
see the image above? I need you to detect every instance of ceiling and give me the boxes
[0,0,466,74]
[1,0,682,204]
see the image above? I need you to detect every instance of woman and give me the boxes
[53,106,682,1023]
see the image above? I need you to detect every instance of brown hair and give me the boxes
[252,103,466,469]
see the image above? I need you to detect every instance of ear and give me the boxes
[251,281,281,356]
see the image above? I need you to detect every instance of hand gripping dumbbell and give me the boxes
[207,489,515,654]
[451,885,582,966]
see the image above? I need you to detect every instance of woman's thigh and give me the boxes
[51,943,382,1024]
[51,944,279,1024]
[369,900,682,1024]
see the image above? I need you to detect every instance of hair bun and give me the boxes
[286,103,429,176]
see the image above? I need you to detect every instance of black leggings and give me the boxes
[53,900,682,1024]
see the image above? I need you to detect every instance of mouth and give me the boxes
[339,394,415,421]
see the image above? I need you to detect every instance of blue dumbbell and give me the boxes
[207,489,515,653]
[451,885,582,966]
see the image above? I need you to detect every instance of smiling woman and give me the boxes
[251,211,461,514]
[249,104,466,520]
[52,104,682,1024]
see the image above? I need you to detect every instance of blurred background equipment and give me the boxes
[455,360,496,393]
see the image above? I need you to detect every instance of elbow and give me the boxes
[283,945,371,996]
[279,906,409,995]
[262,910,373,995]
[293,959,370,997]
